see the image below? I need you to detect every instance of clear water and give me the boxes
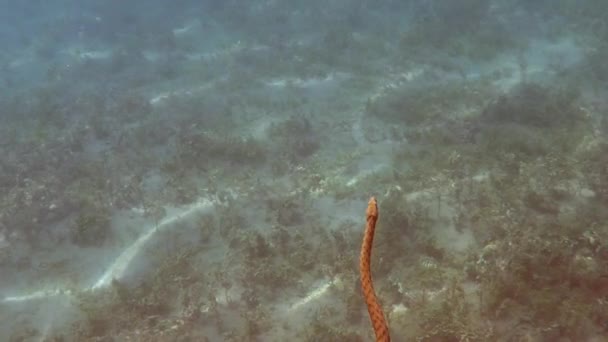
[1,1,608,341]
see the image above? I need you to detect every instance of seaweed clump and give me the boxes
[173,129,267,171]
[474,82,589,165]
[69,205,112,247]
[400,0,515,61]
[268,115,321,162]
[480,82,583,128]
[411,280,494,341]
[473,225,608,340]
[74,247,210,340]
[366,81,486,126]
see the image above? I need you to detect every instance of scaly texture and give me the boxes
[360,197,390,342]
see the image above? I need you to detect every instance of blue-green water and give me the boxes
[1,1,608,340]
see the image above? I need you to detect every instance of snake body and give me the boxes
[360,197,390,342]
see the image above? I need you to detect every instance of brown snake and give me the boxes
[360,197,390,341]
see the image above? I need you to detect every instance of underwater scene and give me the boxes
[1,1,608,341]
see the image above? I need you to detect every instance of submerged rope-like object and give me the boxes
[360,196,390,342]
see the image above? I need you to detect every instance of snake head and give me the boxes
[366,196,378,219]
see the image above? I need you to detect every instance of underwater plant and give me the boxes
[268,115,321,161]
[69,205,112,247]
[480,82,583,128]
